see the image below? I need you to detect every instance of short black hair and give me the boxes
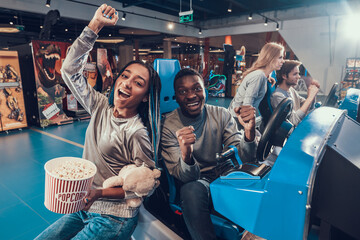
[276,60,302,85]
[174,68,204,89]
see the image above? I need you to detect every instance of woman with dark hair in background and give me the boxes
[35,4,161,239]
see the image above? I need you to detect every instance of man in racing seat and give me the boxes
[161,68,258,240]
[271,60,320,127]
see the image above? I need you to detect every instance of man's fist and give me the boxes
[311,79,320,88]
[308,84,319,99]
[234,105,256,142]
[176,126,196,164]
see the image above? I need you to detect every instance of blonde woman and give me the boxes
[228,42,285,117]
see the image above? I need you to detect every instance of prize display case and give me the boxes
[0,51,28,131]
[340,58,360,99]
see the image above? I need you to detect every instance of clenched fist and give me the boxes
[234,105,256,142]
[176,126,196,164]
[88,4,119,34]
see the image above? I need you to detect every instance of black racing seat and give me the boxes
[258,79,277,132]
[216,145,271,180]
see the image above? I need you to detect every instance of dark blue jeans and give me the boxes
[35,211,138,240]
[180,169,219,240]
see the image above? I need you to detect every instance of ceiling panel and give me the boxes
[113,0,342,21]
[0,0,348,50]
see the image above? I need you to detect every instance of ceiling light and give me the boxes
[0,24,24,33]
[227,2,232,12]
[248,13,253,20]
[9,22,13,25]
[40,25,43,29]
[96,37,125,44]
[149,50,164,53]
[14,16,18,19]
[133,48,151,52]
[46,0,51,8]
[198,28,202,35]
[264,18,268,26]
[209,49,224,53]
[121,12,126,21]
[276,23,280,31]
[167,22,174,30]
[343,14,360,40]
[65,28,68,32]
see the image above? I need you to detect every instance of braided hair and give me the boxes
[108,60,161,166]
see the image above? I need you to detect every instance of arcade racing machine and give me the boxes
[210,105,360,240]
[140,60,360,240]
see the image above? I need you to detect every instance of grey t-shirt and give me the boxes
[161,104,257,183]
[228,70,268,117]
[270,87,306,126]
[61,26,154,218]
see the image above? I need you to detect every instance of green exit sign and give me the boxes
[179,10,193,23]
[180,14,193,23]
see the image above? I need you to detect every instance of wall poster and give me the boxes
[97,48,114,96]
[31,40,73,127]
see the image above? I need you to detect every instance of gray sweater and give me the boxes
[61,26,155,218]
[161,105,257,183]
[228,70,268,117]
[270,87,306,126]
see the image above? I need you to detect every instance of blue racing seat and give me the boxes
[153,59,180,114]
[339,88,360,122]
[154,58,242,239]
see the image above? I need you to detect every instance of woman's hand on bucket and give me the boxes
[83,189,101,211]
[82,187,127,211]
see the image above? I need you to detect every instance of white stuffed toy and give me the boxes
[102,164,161,208]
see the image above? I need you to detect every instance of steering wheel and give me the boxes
[323,83,339,107]
[256,98,294,162]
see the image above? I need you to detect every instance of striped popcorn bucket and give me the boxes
[44,157,97,214]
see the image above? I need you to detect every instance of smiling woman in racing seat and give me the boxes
[161,68,258,240]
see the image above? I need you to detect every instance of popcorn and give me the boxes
[51,160,96,180]
[44,157,97,214]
